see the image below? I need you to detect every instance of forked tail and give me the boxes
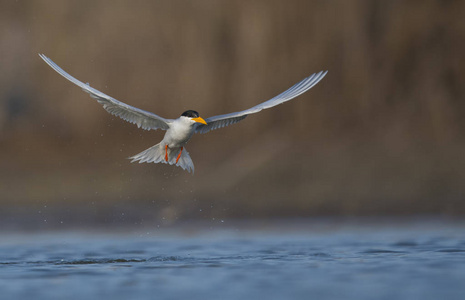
[129,143,194,173]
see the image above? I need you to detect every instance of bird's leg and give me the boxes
[176,147,183,164]
[165,145,169,162]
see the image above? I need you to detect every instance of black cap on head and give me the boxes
[181,110,200,118]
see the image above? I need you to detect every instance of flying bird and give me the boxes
[39,54,327,173]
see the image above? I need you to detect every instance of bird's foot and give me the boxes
[176,147,183,164]
[165,145,168,162]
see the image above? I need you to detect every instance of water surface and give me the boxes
[1,220,464,299]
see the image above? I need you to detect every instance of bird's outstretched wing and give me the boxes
[39,54,172,131]
[195,70,328,134]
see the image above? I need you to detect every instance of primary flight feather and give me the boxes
[39,54,327,173]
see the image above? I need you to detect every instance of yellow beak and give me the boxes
[192,117,207,125]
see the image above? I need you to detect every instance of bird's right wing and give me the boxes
[195,71,327,134]
[39,54,172,131]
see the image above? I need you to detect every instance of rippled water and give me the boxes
[1,220,465,300]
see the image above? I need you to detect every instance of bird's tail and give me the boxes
[129,143,194,173]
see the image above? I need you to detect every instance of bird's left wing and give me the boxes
[39,54,172,131]
[195,70,328,134]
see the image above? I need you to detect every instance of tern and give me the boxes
[39,54,327,173]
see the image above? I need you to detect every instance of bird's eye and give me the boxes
[181,110,199,118]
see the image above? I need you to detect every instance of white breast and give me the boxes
[162,117,195,148]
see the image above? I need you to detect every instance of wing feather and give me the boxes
[39,54,171,131]
[195,70,328,134]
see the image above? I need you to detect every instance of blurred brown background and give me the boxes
[1,0,464,229]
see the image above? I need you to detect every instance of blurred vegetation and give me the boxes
[1,0,465,228]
